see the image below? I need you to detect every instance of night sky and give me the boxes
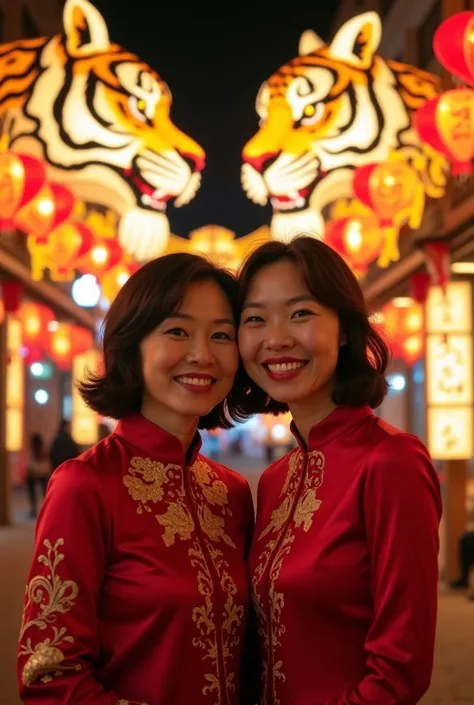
[92,1,339,238]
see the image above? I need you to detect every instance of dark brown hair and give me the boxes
[78,252,249,429]
[234,236,390,416]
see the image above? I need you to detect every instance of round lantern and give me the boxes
[325,216,384,275]
[434,12,474,87]
[79,239,122,278]
[47,323,73,370]
[353,161,425,268]
[20,302,54,349]
[379,298,424,361]
[401,334,424,365]
[0,153,47,230]
[414,89,474,176]
[14,182,76,242]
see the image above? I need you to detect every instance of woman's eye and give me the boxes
[242,315,264,324]
[165,327,187,337]
[291,309,313,319]
[212,331,234,341]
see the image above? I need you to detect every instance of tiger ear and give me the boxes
[299,30,325,56]
[329,12,382,69]
[63,0,110,57]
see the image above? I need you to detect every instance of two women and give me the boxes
[18,237,441,705]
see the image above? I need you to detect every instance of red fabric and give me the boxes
[17,413,255,705]
[249,406,442,705]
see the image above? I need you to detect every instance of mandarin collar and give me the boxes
[113,413,202,466]
[290,405,373,452]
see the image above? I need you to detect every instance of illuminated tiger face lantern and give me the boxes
[241,12,447,242]
[0,0,205,261]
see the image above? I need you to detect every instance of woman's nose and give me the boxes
[263,325,294,350]
[185,340,214,365]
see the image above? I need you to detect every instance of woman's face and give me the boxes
[238,260,341,410]
[140,279,239,427]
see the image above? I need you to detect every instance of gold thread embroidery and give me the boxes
[124,456,244,703]
[19,538,81,686]
[252,450,325,705]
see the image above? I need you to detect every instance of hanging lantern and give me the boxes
[28,221,94,282]
[0,153,47,230]
[325,215,384,275]
[379,297,424,359]
[47,323,74,370]
[19,302,55,348]
[353,160,425,268]
[434,12,474,88]
[100,260,140,303]
[15,182,76,242]
[0,279,24,313]
[401,334,424,365]
[79,238,122,278]
[414,89,474,177]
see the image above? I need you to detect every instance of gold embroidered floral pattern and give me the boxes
[252,450,326,705]
[19,538,81,686]
[125,456,244,703]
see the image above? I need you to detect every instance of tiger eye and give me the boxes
[304,105,316,117]
[137,99,146,111]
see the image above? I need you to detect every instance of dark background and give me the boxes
[92,1,339,237]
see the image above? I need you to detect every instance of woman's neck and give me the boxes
[140,403,199,456]
[289,395,337,449]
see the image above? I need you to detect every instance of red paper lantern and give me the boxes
[19,302,55,348]
[79,239,122,278]
[379,298,424,360]
[47,323,74,370]
[414,89,474,176]
[0,279,24,313]
[353,161,424,267]
[0,153,47,230]
[401,334,424,365]
[15,182,76,242]
[325,216,384,275]
[434,12,474,87]
[28,221,95,282]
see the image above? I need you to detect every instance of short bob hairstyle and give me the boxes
[234,236,390,416]
[78,252,247,430]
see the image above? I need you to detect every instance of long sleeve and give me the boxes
[17,459,125,705]
[327,433,442,705]
[240,482,260,705]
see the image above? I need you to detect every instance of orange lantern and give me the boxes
[353,160,425,268]
[325,216,384,276]
[79,239,122,278]
[15,182,76,242]
[379,298,424,361]
[0,153,47,230]
[47,323,74,370]
[28,221,94,281]
[434,12,474,87]
[100,260,140,302]
[20,302,54,349]
[414,89,474,177]
[401,334,424,365]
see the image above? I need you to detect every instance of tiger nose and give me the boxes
[242,151,279,173]
[181,152,206,172]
